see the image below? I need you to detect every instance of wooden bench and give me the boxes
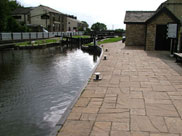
[174,53,182,62]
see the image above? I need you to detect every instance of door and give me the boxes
[155,25,170,50]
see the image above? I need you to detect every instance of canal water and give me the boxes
[0,45,100,136]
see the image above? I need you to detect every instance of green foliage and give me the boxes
[91,22,107,32]
[84,37,122,46]
[16,38,60,47]
[72,35,90,38]
[0,0,9,31]
[0,0,26,32]
[8,0,22,12]
[84,28,91,35]
[115,29,125,33]
[82,21,89,28]
[98,37,122,44]
[78,21,89,31]
[6,16,29,32]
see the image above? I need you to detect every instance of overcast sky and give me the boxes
[18,0,166,29]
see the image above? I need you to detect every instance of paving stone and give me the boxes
[130,76,149,82]
[82,91,105,98]
[130,87,153,92]
[146,104,179,117]
[130,91,143,99]
[143,92,170,99]
[99,108,129,114]
[111,131,130,136]
[131,132,149,136]
[120,81,140,88]
[131,116,163,132]
[165,117,182,133]
[112,122,129,131]
[80,113,97,121]
[173,100,182,118]
[107,87,121,94]
[117,98,145,109]
[120,76,130,82]
[75,98,90,107]
[96,113,129,122]
[58,120,94,136]
[152,85,176,92]
[150,133,179,136]
[104,96,117,103]
[67,112,81,120]
[72,107,99,114]
[130,109,146,115]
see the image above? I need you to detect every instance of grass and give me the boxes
[98,37,122,45]
[72,35,90,38]
[84,37,122,46]
[15,38,60,47]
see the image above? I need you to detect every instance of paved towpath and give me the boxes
[57,41,182,136]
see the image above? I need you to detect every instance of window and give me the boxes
[13,16,21,19]
[41,14,49,19]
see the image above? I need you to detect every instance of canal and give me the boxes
[0,45,100,136]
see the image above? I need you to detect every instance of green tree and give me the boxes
[78,21,89,31]
[82,21,89,28]
[0,0,9,31]
[0,0,24,32]
[91,22,107,31]
[8,0,22,12]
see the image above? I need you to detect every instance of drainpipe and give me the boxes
[177,17,182,53]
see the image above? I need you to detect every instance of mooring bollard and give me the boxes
[105,48,108,52]
[104,55,107,60]
[94,72,101,80]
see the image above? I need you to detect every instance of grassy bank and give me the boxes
[15,36,90,47]
[72,35,90,38]
[85,37,122,46]
[15,38,60,47]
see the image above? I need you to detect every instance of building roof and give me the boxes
[146,7,180,23]
[39,5,64,15]
[13,7,32,15]
[124,11,155,24]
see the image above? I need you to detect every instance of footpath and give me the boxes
[57,41,182,136]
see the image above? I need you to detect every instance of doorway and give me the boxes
[155,25,170,50]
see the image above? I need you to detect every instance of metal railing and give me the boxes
[0,31,83,41]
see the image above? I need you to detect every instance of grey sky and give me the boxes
[18,0,166,29]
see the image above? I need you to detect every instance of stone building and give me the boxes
[12,5,83,32]
[66,15,83,32]
[124,0,182,51]
[12,7,32,25]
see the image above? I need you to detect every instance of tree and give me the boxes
[91,22,107,31]
[82,21,89,28]
[0,0,24,32]
[78,21,89,31]
[0,0,9,31]
[115,29,125,36]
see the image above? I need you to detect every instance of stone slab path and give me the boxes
[57,41,182,136]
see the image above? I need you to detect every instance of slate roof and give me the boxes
[39,5,64,15]
[13,7,32,15]
[124,11,155,24]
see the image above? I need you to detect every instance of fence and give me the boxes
[0,32,83,41]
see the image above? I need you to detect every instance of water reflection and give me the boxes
[0,45,100,136]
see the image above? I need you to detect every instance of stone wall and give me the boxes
[125,24,146,46]
[146,12,176,50]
